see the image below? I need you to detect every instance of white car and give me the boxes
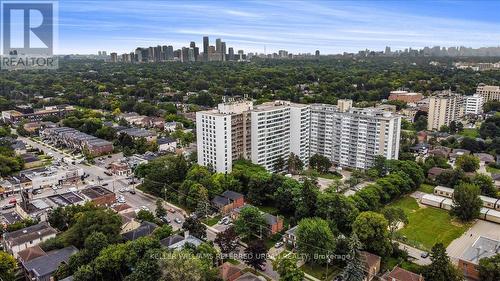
[174,218,182,224]
[117,197,126,204]
[140,206,150,211]
[274,241,284,248]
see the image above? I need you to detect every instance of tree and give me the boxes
[340,234,365,281]
[423,243,462,281]
[84,231,109,258]
[159,250,216,281]
[61,208,122,248]
[455,154,480,173]
[316,192,359,234]
[0,251,17,281]
[309,153,332,174]
[451,183,482,221]
[296,218,336,264]
[272,253,304,281]
[137,209,156,223]
[233,205,267,239]
[381,207,408,239]
[242,239,267,271]
[182,216,207,239]
[353,211,392,256]
[153,224,173,240]
[155,199,166,218]
[295,178,319,219]
[478,254,500,281]
[287,153,303,174]
[214,226,239,257]
[472,173,497,197]
[273,155,286,172]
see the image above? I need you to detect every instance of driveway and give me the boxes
[395,241,431,265]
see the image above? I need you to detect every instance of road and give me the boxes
[395,241,431,265]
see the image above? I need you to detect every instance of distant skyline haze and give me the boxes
[57,0,500,55]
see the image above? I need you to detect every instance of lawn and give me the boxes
[417,184,435,194]
[383,257,424,274]
[387,197,470,251]
[486,165,500,174]
[459,128,480,138]
[202,215,221,226]
[300,263,341,280]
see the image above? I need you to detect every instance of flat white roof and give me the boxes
[434,186,454,193]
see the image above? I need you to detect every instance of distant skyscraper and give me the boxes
[167,45,174,60]
[215,38,222,53]
[315,50,320,57]
[110,52,118,63]
[203,36,209,61]
[194,47,199,61]
[221,42,226,61]
[238,50,244,60]
[385,46,391,54]
[190,41,196,48]
[228,47,234,61]
[181,47,189,62]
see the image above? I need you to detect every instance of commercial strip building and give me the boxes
[41,127,113,156]
[197,99,401,173]
[1,105,75,124]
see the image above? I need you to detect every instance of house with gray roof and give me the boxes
[122,221,157,241]
[2,222,57,258]
[23,246,78,281]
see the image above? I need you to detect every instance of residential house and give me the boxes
[450,149,471,162]
[427,167,450,180]
[474,153,495,166]
[417,131,428,143]
[163,232,203,250]
[219,262,242,281]
[233,272,262,281]
[264,213,284,235]
[159,234,185,248]
[212,190,245,214]
[22,246,78,281]
[361,251,381,281]
[119,211,141,234]
[458,236,500,281]
[118,128,157,142]
[428,147,450,158]
[283,225,298,247]
[157,137,177,152]
[122,221,157,241]
[2,222,57,258]
[144,116,165,129]
[383,266,424,281]
[164,121,183,132]
[17,245,47,264]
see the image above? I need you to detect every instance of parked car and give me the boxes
[161,216,171,223]
[174,218,182,224]
[141,206,150,211]
[168,208,176,213]
[128,189,136,195]
[420,252,429,258]
[102,183,109,186]
[1,204,15,210]
[274,241,284,248]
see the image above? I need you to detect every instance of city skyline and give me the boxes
[58,0,500,55]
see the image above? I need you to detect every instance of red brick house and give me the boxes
[211,190,245,214]
[383,266,424,281]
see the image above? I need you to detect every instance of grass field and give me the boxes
[486,165,500,174]
[300,263,341,280]
[417,184,435,194]
[459,128,480,138]
[388,196,470,251]
[202,215,221,226]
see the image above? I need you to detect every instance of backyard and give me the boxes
[458,128,480,138]
[388,196,471,251]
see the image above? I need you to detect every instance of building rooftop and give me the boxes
[47,192,84,207]
[119,128,156,138]
[157,137,176,145]
[3,222,57,246]
[385,266,423,281]
[160,234,184,248]
[221,190,244,201]
[460,236,500,264]
[80,186,113,199]
[24,246,78,278]
[17,245,47,263]
[122,221,157,241]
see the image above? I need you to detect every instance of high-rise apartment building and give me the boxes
[476,84,500,102]
[228,48,235,61]
[427,91,463,130]
[197,100,401,173]
[310,104,400,169]
[110,52,118,63]
[464,94,484,115]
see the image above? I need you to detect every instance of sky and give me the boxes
[54,0,500,55]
